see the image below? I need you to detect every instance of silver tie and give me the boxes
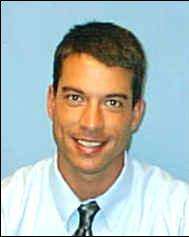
[73,201,100,236]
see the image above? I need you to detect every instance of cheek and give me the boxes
[105,111,133,132]
[105,113,133,145]
[53,106,84,142]
[52,106,68,139]
[55,105,80,127]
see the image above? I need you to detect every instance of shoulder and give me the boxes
[132,158,189,214]
[2,157,52,186]
[1,157,53,235]
[1,157,53,206]
[132,159,189,234]
[132,158,189,195]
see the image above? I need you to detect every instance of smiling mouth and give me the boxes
[72,137,107,154]
[77,139,105,147]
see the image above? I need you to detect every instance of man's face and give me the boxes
[48,53,144,176]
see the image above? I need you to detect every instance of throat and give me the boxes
[58,154,124,201]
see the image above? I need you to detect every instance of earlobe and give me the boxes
[47,85,55,120]
[131,99,145,132]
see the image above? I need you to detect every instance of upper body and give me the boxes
[2,22,189,236]
[1,153,189,236]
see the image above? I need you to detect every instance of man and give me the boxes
[1,22,189,236]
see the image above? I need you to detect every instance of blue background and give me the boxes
[2,1,189,182]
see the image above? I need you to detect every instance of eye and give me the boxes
[68,94,82,101]
[65,94,84,105]
[105,99,122,108]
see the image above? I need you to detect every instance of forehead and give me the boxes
[59,53,133,95]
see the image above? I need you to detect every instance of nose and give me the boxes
[79,101,104,133]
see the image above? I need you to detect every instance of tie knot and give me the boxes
[78,201,100,226]
[78,201,99,214]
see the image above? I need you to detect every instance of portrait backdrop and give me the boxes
[2,1,189,181]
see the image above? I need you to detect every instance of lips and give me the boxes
[77,139,104,147]
[72,137,107,154]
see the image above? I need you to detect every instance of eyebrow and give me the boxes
[61,86,84,95]
[61,86,128,100]
[105,94,128,100]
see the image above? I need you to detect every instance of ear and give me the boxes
[131,99,145,132]
[47,85,56,120]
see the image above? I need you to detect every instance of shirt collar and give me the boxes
[49,154,81,225]
[49,152,133,232]
[95,152,134,230]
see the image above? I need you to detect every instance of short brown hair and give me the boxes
[53,21,147,106]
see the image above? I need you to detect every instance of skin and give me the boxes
[47,53,145,200]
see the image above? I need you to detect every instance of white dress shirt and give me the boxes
[1,153,189,236]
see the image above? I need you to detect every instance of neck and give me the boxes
[57,153,124,201]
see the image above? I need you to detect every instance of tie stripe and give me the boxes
[73,201,100,236]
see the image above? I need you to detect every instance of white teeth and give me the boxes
[77,139,103,147]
